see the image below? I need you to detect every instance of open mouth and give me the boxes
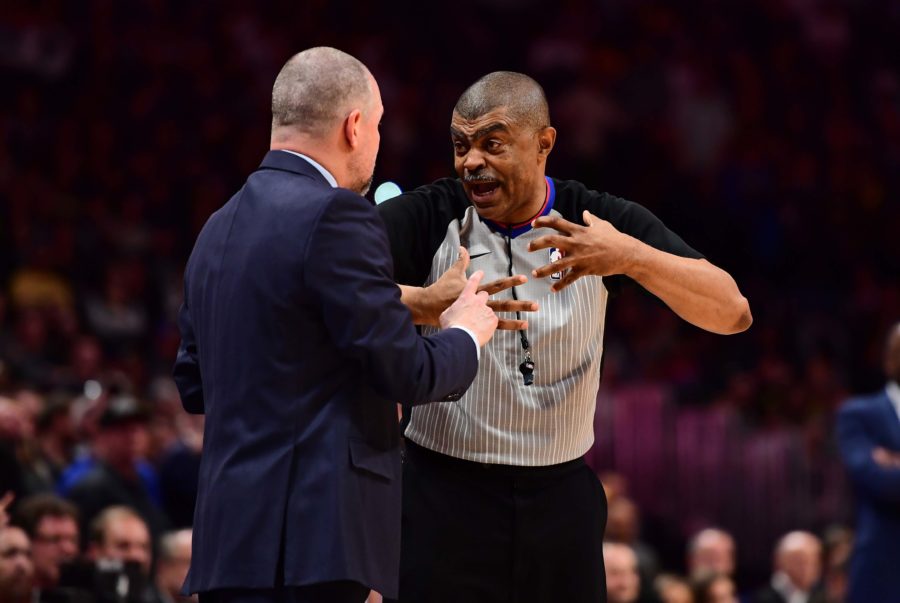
[468,180,500,199]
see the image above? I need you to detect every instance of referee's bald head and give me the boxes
[453,71,550,131]
[271,47,372,138]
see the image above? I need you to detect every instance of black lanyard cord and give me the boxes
[505,234,535,385]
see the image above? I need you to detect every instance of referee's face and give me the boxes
[451,108,552,224]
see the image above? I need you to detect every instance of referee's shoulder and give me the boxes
[550,177,632,217]
[378,177,468,218]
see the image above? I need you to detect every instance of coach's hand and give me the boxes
[440,271,499,346]
[417,246,537,329]
[529,211,638,292]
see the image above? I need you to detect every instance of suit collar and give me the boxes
[259,150,331,186]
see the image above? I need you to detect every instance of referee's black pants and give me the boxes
[390,440,608,603]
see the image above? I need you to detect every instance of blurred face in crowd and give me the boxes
[156,530,193,599]
[451,107,555,224]
[689,530,735,577]
[604,542,640,603]
[44,410,77,449]
[92,514,151,575]
[657,577,694,603]
[0,399,29,443]
[703,575,737,603]
[71,335,103,379]
[97,420,148,474]
[347,73,382,196]
[606,497,640,544]
[599,471,627,503]
[31,514,79,587]
[0,527,34,599]
[776,532,822,592]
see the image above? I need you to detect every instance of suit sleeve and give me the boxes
[836,401,900,503]
[305,189,478,405]
[173,299,205,414]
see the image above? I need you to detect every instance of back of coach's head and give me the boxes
[269,47,382,195]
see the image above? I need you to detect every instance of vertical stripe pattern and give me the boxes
[405,206,608,466]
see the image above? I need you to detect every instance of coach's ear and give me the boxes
[344,109,363,150]
[537,126,556,158]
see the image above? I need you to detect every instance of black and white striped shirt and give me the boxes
[379,177,701,466]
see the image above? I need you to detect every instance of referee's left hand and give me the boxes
[529,210,639,292]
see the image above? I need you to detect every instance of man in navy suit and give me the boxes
[172,47,500,603]
[836,322,900,603]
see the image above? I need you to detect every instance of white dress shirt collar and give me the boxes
[279,150,338,188]
[886,381,900,424]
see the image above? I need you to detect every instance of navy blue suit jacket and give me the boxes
[836,388,900,603]
[172,151,478,596]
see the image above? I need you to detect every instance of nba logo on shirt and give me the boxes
[549,248,564,280]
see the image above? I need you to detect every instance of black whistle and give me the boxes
[519,360,535,386]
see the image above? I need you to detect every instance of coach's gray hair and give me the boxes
[454,71,550,130]
[271,47,371,136]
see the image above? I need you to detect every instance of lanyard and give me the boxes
[504,234,534,386]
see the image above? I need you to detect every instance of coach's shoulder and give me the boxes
[837,392,884,418]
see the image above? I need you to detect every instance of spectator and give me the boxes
[64,395,169,544]
[20,395,76,494]
[655,574,694,603]
[604,541,641,603]
[821,525,852,603]
[10,493,79,590]
[605,496,660,590]
[836,321,900,603]
[0,526,34,603]
[691,571,738,603]
[154,529,194,603]
[87,507,151,571]
[0,398,28,499]
[84,506,154,601]
[687,529,736,579]
[753,531,825,603]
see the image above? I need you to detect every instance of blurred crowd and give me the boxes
[597,471,853,603]
[1,0,898,601]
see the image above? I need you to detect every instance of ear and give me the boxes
[537,126,556,157]
[343,109,363,150]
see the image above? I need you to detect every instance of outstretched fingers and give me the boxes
[479,274,528,295]
[532,214,579,235]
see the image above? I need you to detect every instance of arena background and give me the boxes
[1,0,898,596]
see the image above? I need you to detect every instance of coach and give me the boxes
[172,48,498,603]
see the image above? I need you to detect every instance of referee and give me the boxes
[377,71,751,603]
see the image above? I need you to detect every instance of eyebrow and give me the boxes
[450,122,510,141]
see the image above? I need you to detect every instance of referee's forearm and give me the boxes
[628,247,752,335]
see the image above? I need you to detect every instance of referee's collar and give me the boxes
[482,177,555,238]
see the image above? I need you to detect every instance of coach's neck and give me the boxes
[270,125,354,189]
